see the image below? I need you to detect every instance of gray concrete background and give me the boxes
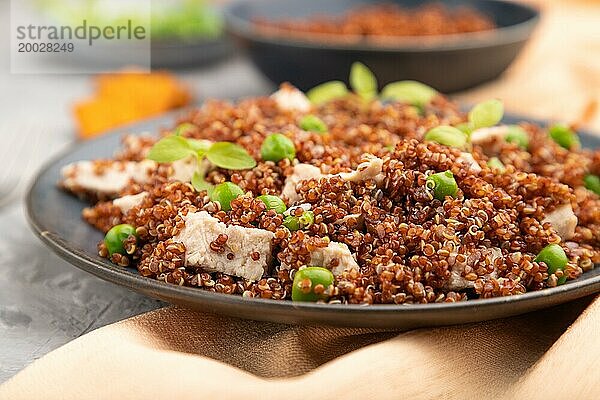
[0,0,274,382]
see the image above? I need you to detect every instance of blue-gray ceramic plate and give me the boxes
[26,112,600,328]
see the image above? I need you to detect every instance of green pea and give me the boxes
[283,211,314,231]
[535,244,569,285]
[487,157,506,172]
[104,224,137,256]
[283,215,300,231]
[261,133,296,162]
[584,174,600,196]
[424,126,468,150]
[292,267,335,302]
[426,171,458,201]
[549,124,580,150]
[299,210,315,227]
[256,195,287,214]
[211,182,244,211]
[505,125,529,150]
[299,115,328,133]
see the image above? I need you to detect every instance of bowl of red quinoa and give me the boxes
[26,80,600,328]
[225,0,539,93]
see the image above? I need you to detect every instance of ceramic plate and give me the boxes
[26,112,600,328]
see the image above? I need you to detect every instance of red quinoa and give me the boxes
[66,85,600,305]
[254,3,496,43]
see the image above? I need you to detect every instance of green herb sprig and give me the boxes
[468,99,504,130]
[380,80,438,108]
[305,62,439,108]
[456,99,505,135]
[147,134,256,193]
[349,62,378,101]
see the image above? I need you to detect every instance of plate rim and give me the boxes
[24,112,600,327]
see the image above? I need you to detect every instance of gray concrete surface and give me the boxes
[0,0,274,382]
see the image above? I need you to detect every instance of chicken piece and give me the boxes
[281,241,360,277]
[445,247,502,291]
[281,163,323,203]
[282,156,385,204]
[308,241,360,276]
[271,84,311,112]
[173,211,275,281]
[338,155,384,183]
[456,152,482,173]
[542,204,578,240]
[470,126,509,155]
[112,192,148,213]
[60,159,156,199]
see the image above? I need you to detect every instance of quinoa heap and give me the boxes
[254,3,496,41]
[60,75,600,305]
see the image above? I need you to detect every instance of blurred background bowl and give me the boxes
[31,0,233,69]
[225,0,540,93]
[149,0,232,68]
[150,37,232,69]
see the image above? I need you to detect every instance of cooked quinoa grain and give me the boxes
[254,3,496,41]
[62,84,600,304]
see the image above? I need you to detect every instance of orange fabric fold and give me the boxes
[0,297,597,400]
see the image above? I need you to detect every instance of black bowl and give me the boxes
[225,0,540,93]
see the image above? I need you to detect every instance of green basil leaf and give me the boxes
[206,142,257,170]
[147,135,195,163]
[424,126,468,149]
[306,81,349,105]
[454,122,474,137]
[350,62,378,101]
[468,99,504,129]
[192,171,214,196]
[380,81,438,107]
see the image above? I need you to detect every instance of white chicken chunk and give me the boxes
[173,211,275,281]
[281,241,359,277]
[542,204,578,240]
[309,241,360,276]
[112,192,148,213]
[271,85,311,112]
[281,163,323,203]
[61,159,156,198]
[338,155,384,183]
[282,156,385,204]
[457,152,482,173]
[445,247,502,291]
